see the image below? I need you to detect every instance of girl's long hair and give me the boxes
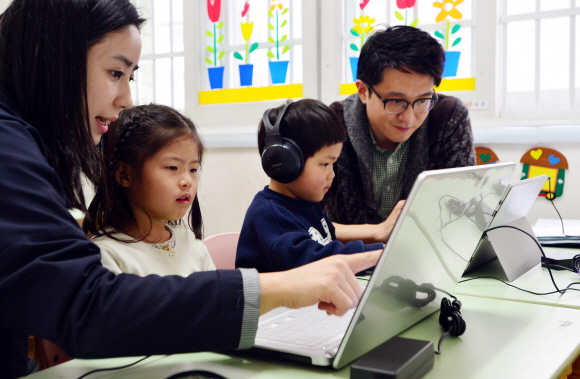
[0,0,145,211]
[83,104,206,241]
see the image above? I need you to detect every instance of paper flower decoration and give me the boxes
[267,0,289,59]
[205,0,224,66]
[395,0,418,27]
[350,15,375,52]
[235,2,258,64]
[520,147,568,199]
[433,0,462,50]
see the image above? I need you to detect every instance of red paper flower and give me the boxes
[396,0,415,9]
[207,0,221,23]
[359,0,370,10]
[241,1,249,17]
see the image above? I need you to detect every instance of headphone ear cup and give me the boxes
[261,137,304,184]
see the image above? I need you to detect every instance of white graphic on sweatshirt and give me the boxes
[308,218,332,245]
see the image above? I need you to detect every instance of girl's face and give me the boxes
[123,137,200,227]
[87,25,142,145]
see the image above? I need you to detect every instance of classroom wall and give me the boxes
[198,141,579,238]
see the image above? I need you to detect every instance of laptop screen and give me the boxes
[334,162,516,368]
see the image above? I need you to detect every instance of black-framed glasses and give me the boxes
[368,85,439,114]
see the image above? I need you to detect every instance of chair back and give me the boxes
[204,232,240,270]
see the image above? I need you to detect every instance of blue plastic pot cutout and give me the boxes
[349,57,359,82]
[269,61,289,84]
[239,64,254,86]
[442,51,461,78]
[208,66,225,89]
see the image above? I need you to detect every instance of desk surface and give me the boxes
[457,247,580,309]
[28,295,580,379]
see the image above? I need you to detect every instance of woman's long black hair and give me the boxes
[0,0,145,211]
[83,104,206,241]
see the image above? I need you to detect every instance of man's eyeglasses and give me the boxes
[367,85,438,114]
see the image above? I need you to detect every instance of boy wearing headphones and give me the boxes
[235,99,396,273]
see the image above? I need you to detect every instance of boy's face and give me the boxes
[274,142,343,202]
[356,67,435,151]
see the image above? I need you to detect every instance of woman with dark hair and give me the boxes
[0,1,379,377]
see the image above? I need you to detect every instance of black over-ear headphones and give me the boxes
[541,254,580,274]
[261,103,304,184]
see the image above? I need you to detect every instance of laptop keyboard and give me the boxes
[256,306,355,349]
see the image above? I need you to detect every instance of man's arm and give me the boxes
[333,200,405,244]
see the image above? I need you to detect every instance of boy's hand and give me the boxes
[259,250,382,316]
[375,200,405,242]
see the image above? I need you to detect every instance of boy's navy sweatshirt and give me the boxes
[236,186,384,272]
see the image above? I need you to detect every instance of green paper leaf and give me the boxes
[267,51,275,58]
[205,57,213,65]
[207,46,214,53]
[281,35,287,42]
[282,8,288,15]
[268,36,275,43]
[206,31,213,37]
[451,24,460,34]
[217,22,224,29]
[268,11,274,17]
[217,35,224,43]
[434,31,445,39]
[395,11,404,21]
[249,42,259,53]
[410,18,419,27]
[350,29,359,37]
[452,37,461,47]
[234,52,243,60]
[350,43,359,52]
[268,23,275,30]
[281,20,287,28]
[218,51,225,59]
[282,45,290,54]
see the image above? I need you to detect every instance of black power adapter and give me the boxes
[350,337,434,379]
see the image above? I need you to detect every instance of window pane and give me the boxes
[173,56,185,111]
[172,0,184,52]
[540,0,571,12]
[506,20,535,92]
[155,58,172,106]
[506,0,535,16]
[506,20,535,112]
[154,0,171,54]
[292,0,302,39]
[291,45,303,84]
[137,0,153,55]
[136,59,154,106]
[539,17,570,110]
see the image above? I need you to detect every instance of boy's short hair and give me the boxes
[358,25,445,87]
[257,99,347,161]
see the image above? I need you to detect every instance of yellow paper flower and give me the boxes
[241,21,253,41]
[433,0,463,22]
[352,15,375,35]
[270,0,283,12]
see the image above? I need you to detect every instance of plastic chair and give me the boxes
[204,232,240,270]
[29,336,72,369]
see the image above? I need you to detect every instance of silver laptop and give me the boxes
[464,174,548,280]
[249,162,516,369]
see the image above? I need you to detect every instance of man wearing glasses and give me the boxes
[326,25,475,236]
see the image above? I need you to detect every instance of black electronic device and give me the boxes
[350,337,434,379]
[165,369,227,379]
[541,254,580,273]
[261,102,304,183]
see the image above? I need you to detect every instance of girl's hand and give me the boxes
[375,200,405,242]
[259,249,382,316]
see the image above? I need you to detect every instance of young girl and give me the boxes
[83,104,216,276]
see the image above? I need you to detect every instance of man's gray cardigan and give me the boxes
[325,93,476,225]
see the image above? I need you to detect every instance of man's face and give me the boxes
[356,68,435,151]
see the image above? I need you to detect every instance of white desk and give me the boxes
[458,247,580,309]
[27,295,580,379]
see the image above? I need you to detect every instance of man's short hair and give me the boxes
[258,99,347,160]
[358,25,445,87]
